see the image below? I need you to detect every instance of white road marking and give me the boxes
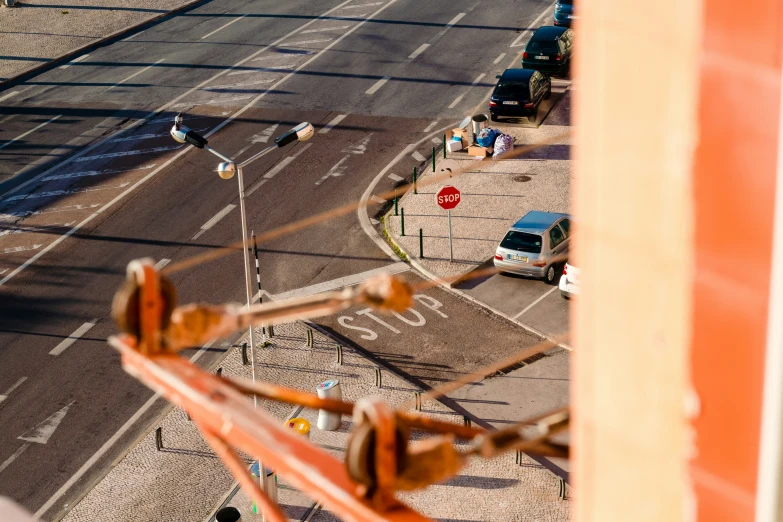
[273,262,409,301]
[73,145,181,162]
[342,2,383,8]
[408,43,430,60]
[448,73,485,108]
[33,339,215,518]
[0,222,74,238]
[203,79,275,89]
[104,58,165,92]
[19,401,73,443]
[122,29,146,41]
[412,151,425,162]
[192,204,236,240]
[227,66,294,76]
[2,245,41,254]
[319,114,347,134]
[0,91,19,103]
[2,182,130,202]
[0,269,8,275]
[315,155,349,186]
[60,54,90,69]
[1,0,389,291]
[278,39,332,47]
[201,14,248,39]
[387,173,403,182]
[244,178,268,197]
[423,121,438,133]
[154,258,171,270]
[5,204,101,218]
[446,12,466,26]
[49,321,98,356]
[301,25,350,34]
[251,123,279,143]
[109,127,206,142]
[431,137,441,144]
[371,218,380,225]
[493,52,507,64]
[510,5,555,48]
[366,76,390,95]
[342,133,371,155]
[0,115,62,152]
[41,164,155,181]
[0,444,29,474]
[202,95,255,105]
[247,143,312,193]
[371,194,385,204]
[511,286,558,320]
[0,377,27,404]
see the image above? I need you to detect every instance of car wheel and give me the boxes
[543,265,556,284]
[545,86,552,100]
[490,113,498,122]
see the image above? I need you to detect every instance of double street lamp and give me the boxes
[170,113,314,398]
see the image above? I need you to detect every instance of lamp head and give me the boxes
[217,162,237,180]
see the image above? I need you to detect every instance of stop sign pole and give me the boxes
[436,186,461,262]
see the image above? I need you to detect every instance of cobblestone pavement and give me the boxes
[63,321,570,522]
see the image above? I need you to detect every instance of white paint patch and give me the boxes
[446,12,466,26]
[342,2,383,8]
[431,137,442,144]
[0,377,27,404]
[371,195,385,204]
[104,58,165,91]
[0,444,29,474]
[60,54,90,69]
[154,258,171,270]
[342,133,371,155]
[0,91,19,103]
[202,79,275,90]
[121,29,145,41]
[370,218,380,225]
[493,52,507,64]
[2,182,130,202]
[412,151,425,162]
[0,115,62,152]
[5,204,101,218]
[512,286,558,320]
[365,76,390,95]
[408,43,430,60]
[0,269,8,276]
[19,401,74,443]
[41,164,155,181]
[278,39,333,47]
[301,25,350,34]
[192,204,236,240]
[315,156,349,186]
[2,245,41,254]
[387,173,403,182]
[0,222,74,238]
[201,14,248,40]
[227,66,294,76]
[319,114,347,134]
[49,321,98,356]
[272,262,409,300]
[423,121,438,133]
[251,124,279,143]
[244,177,268,197]
[73,145,181,162]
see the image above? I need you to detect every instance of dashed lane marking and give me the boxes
[493,52,507,64]
[2,245,41,254]
[49,320,98,356]
[510,4,555,48]
[0,377,27,404]
[2,182,130,202]
[0,115,62,152]
[201,14,248,40]
[3,204,101,219]
[41,164,155,181]
[423,121,438,133]
[319,114,347,134]
[448,73,485,109]
[408,43,430,60]
[412,151,425,162]
[371,194,385,204]
[227,66,294,76]
[272,262,409,301]
[431,138,441,144]
[341,2,383,8]
[192,204,236,240]
[301,25,350,34]
[0,91,19,103]
[0,444,29,474]
[154,258,171,270]
[278,38,333,47]
[73,146,181,162]
[387,173,403,182]
[365,76,390,95]
[60,54,90,69]
[103,58,165,92]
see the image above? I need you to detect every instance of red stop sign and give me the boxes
[436,186,461,210]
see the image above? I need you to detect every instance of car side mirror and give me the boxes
[495,75,501,79]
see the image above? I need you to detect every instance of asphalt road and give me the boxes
[0,0,557,518]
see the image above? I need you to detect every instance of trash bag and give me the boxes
[492,133,514,158]
[476,128,499,148]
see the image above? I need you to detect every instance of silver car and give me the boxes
[493,211,571,283]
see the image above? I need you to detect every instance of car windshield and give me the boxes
[558,0,573,5]
[494,81,529,97]
[500,231,542,253]
[527,40,560,53]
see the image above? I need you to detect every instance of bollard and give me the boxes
[463,416,471,427]
[413,167,417,194]
[155,427,163,451]
[316,380,343,431]
[558,477,566,500]
[267,324,274,338]
[306,329,314,348]
[432,147,436,172]
[414,391,422,411]
[419,229,424,258]
[374,367,382,388]
[241,342,249,365]
[443,134,447,158]
[515,449,523,465]
[401,208,405,236]
[216,367,222,377]
[394,196,398,216]
[335,344,343,365]
[251,461,279,514]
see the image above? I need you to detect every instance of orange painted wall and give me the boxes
[690,0,782,519]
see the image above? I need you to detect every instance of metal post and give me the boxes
[374,367,382,388]
[155,427,163,451]
[419,228,423,258]
[443,134,447,158]
[252,231,267,342]
[401,208,405,236]
[413,167,417,194]
[241,342,249,365]
[447,209,453,262]
[394,197,398,216]
[335,344,343,365]
[432,146,436,172]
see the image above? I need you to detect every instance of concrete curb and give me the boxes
[0,0,209,90]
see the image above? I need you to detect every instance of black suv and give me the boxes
[489,69,551,123]
[522,26,574,77]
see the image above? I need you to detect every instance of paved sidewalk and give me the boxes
[62,321,570,522]
[0,0,192,81]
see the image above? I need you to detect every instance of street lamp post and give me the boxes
[170,114,313,504]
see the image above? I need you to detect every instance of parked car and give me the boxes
[494,211,571,283]
[489,68,551,123]
[554,0,575,27]
[521,26,574,77]
[559,262,579,299]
